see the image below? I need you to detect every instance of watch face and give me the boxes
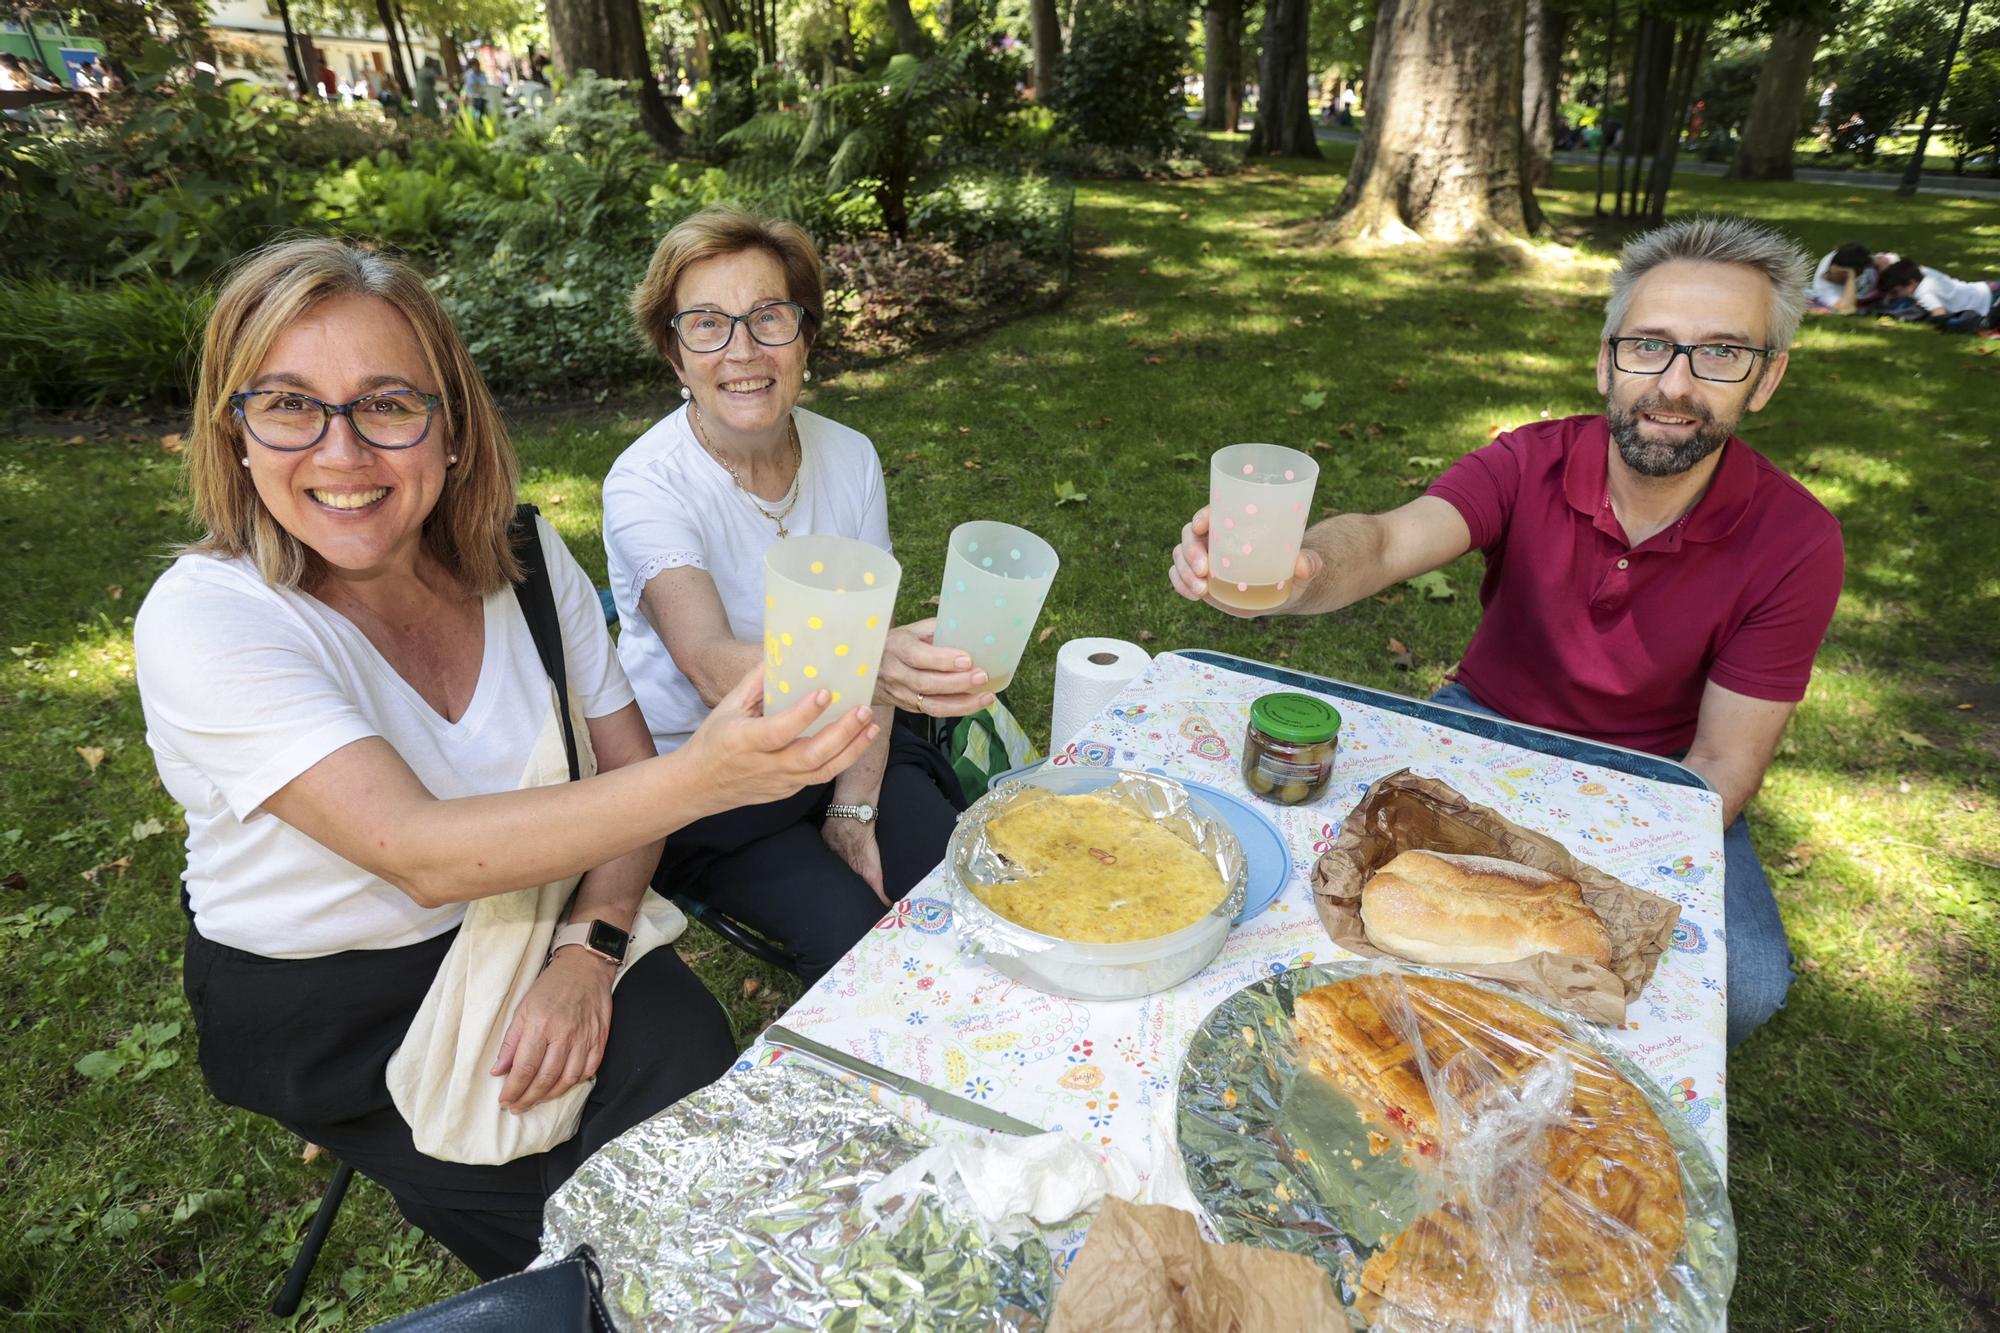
[587,918,631,962]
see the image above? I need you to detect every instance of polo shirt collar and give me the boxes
[1566,416,1757,549]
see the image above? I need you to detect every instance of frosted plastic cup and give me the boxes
[933,521,1061,695]
[1207,444,1320,612]
[762,535,902,735]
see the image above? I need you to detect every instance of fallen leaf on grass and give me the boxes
[1897,730,1936,749]
[106,585,123,601]
[1386,638,1414,670]
[742,977,761,998]
[131,817,167,842]
[1137,630,1155,642]
[1372,591,1405,606]
[1782,842,1821,872]
[1038,625,1056,643]
[962,459,982,470]
[159,433,184,454]
[548,494,566,506]
[1053,480,1089,506]
[1956,702,1974,711]
[1406,571,1454,601]
[1389,376,1410,392]
[957,426,972,436]
[301,1142,325,1164]
[1144,354,1165,365]
[1300,389,1327,411]
[78,746,107,772]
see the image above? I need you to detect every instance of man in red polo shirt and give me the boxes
[1169,216,1844,1050]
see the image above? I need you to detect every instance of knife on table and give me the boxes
[764,1024,1047,1137]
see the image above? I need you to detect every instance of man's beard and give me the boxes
[1605,392,1737,478]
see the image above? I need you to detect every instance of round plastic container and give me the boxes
[946,767,1248,1001]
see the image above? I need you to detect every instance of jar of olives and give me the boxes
[1242,693,1340,806]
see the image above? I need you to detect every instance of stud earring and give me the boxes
[679,385,691,401]
[802,367,812,382]
[448,454,458,465]
[239,457,250,467]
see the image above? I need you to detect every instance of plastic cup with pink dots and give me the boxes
[1206,444,1320,612]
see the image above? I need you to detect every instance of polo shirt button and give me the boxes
[1616,558,1630,570]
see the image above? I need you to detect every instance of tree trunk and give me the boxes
[1728,16,1819,181]
[1521,0,1564,188]
[1246,0,1321,158]
[374,0,411,95]
[1642,19,1707,223]
[547,0,682,151]
[273,0,307,92]
[1324,0,1533,244]
[1201,2,1242,131]
[1897,0,1974,195]
[1594,0,1619,216]
[1029,0,1059,101]
[885,0,927,56]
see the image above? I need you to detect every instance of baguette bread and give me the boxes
[1360,850,1612,968]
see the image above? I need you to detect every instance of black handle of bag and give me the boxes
[510,504,582,784]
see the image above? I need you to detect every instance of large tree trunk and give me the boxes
[547,0,682,151]
[1201,2,1241,131]
[885,0,927,56]
[374,0,411,95]
[1246,0,1321,158]
[1521,0,1564,188]
[1325,0,1534,245]
[1728,16,1819,180]
[1029,0,1059,100]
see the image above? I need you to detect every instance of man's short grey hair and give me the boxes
[1602,215,1812,353]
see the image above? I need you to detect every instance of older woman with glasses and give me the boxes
[605,206,982,983]
[134,238,879,1279]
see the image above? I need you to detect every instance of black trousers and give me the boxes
[183,923,735,1280]
[655,718,965,983]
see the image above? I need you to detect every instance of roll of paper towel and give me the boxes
[1050,637,1152,748]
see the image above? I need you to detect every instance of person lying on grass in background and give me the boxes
[135,237,879,1281]
[1874,258,2000,334]
[1168,216,1845,1052]
[1807,241,1899,316]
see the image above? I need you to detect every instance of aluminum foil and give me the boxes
[944,768,1249,1000]
[1177,962,1735,1331]
[540,1061,1056,1331]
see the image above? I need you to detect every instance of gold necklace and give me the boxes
[692,404,802,538]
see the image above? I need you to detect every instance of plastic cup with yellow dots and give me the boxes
[762,535,902,735]
[1206,443,1319,612]
[932,521,1060,696]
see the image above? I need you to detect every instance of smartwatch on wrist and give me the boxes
[549,919,630,967]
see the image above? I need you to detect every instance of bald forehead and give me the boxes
[1618,259,1774,345]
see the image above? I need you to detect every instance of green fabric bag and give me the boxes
[948,696,1042,801]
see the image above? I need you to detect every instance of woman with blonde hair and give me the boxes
[135,237,879,1277]
[606,206,982,982]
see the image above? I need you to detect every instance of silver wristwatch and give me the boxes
[824,801,878,824]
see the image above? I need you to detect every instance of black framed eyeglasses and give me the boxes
[229,388,443,452]
[669,301,810,354]
[1606,336,1773,384]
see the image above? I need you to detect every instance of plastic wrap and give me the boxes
[945,767,1248,1000]
[539,1061,1056,1330]
[1178,963,1733,1332]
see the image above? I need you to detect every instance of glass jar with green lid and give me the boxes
[1242,692,1341,806]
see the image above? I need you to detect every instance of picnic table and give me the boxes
[550,649,1732,1313]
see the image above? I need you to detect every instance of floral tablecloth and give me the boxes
[744,651,1731,1229]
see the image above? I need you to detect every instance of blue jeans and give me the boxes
[1428,682,1792,1049]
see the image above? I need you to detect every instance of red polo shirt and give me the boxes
[1425,415,1844,756]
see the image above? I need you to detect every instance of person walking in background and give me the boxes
[413,56,440,118]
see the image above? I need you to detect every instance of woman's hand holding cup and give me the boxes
[680,666,879,812]
[878,619,995,718]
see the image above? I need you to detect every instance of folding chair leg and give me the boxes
[273,1160,354,1317]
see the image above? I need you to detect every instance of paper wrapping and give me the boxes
[1047,1199,1346,1333]
[1309,770,1683,1024]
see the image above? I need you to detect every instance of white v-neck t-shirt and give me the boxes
[134,516,633,957]
[603,405,890,754]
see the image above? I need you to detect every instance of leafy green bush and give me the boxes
[1053,4,1188,154]
[0,276,211,409]
[909,170,1072,262]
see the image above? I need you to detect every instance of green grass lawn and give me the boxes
[1,147,1995,1328]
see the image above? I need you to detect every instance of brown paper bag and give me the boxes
[1310,769,1682,1024]
[1048,1198,1345,1333]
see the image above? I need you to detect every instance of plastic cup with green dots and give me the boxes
[932,520,1061,696]
[762,535,902,735]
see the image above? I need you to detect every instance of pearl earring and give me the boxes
[239,457,249,467]
[679,386,691,401]
[448,454,458,465]
[803,367,812,382]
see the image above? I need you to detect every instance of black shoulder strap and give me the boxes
[509,503,581,783]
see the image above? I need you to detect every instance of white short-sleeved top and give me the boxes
[1912,266,1993,317]
[603,405,890,754]
[134,517,634,957]
[1809,250,1882,308]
